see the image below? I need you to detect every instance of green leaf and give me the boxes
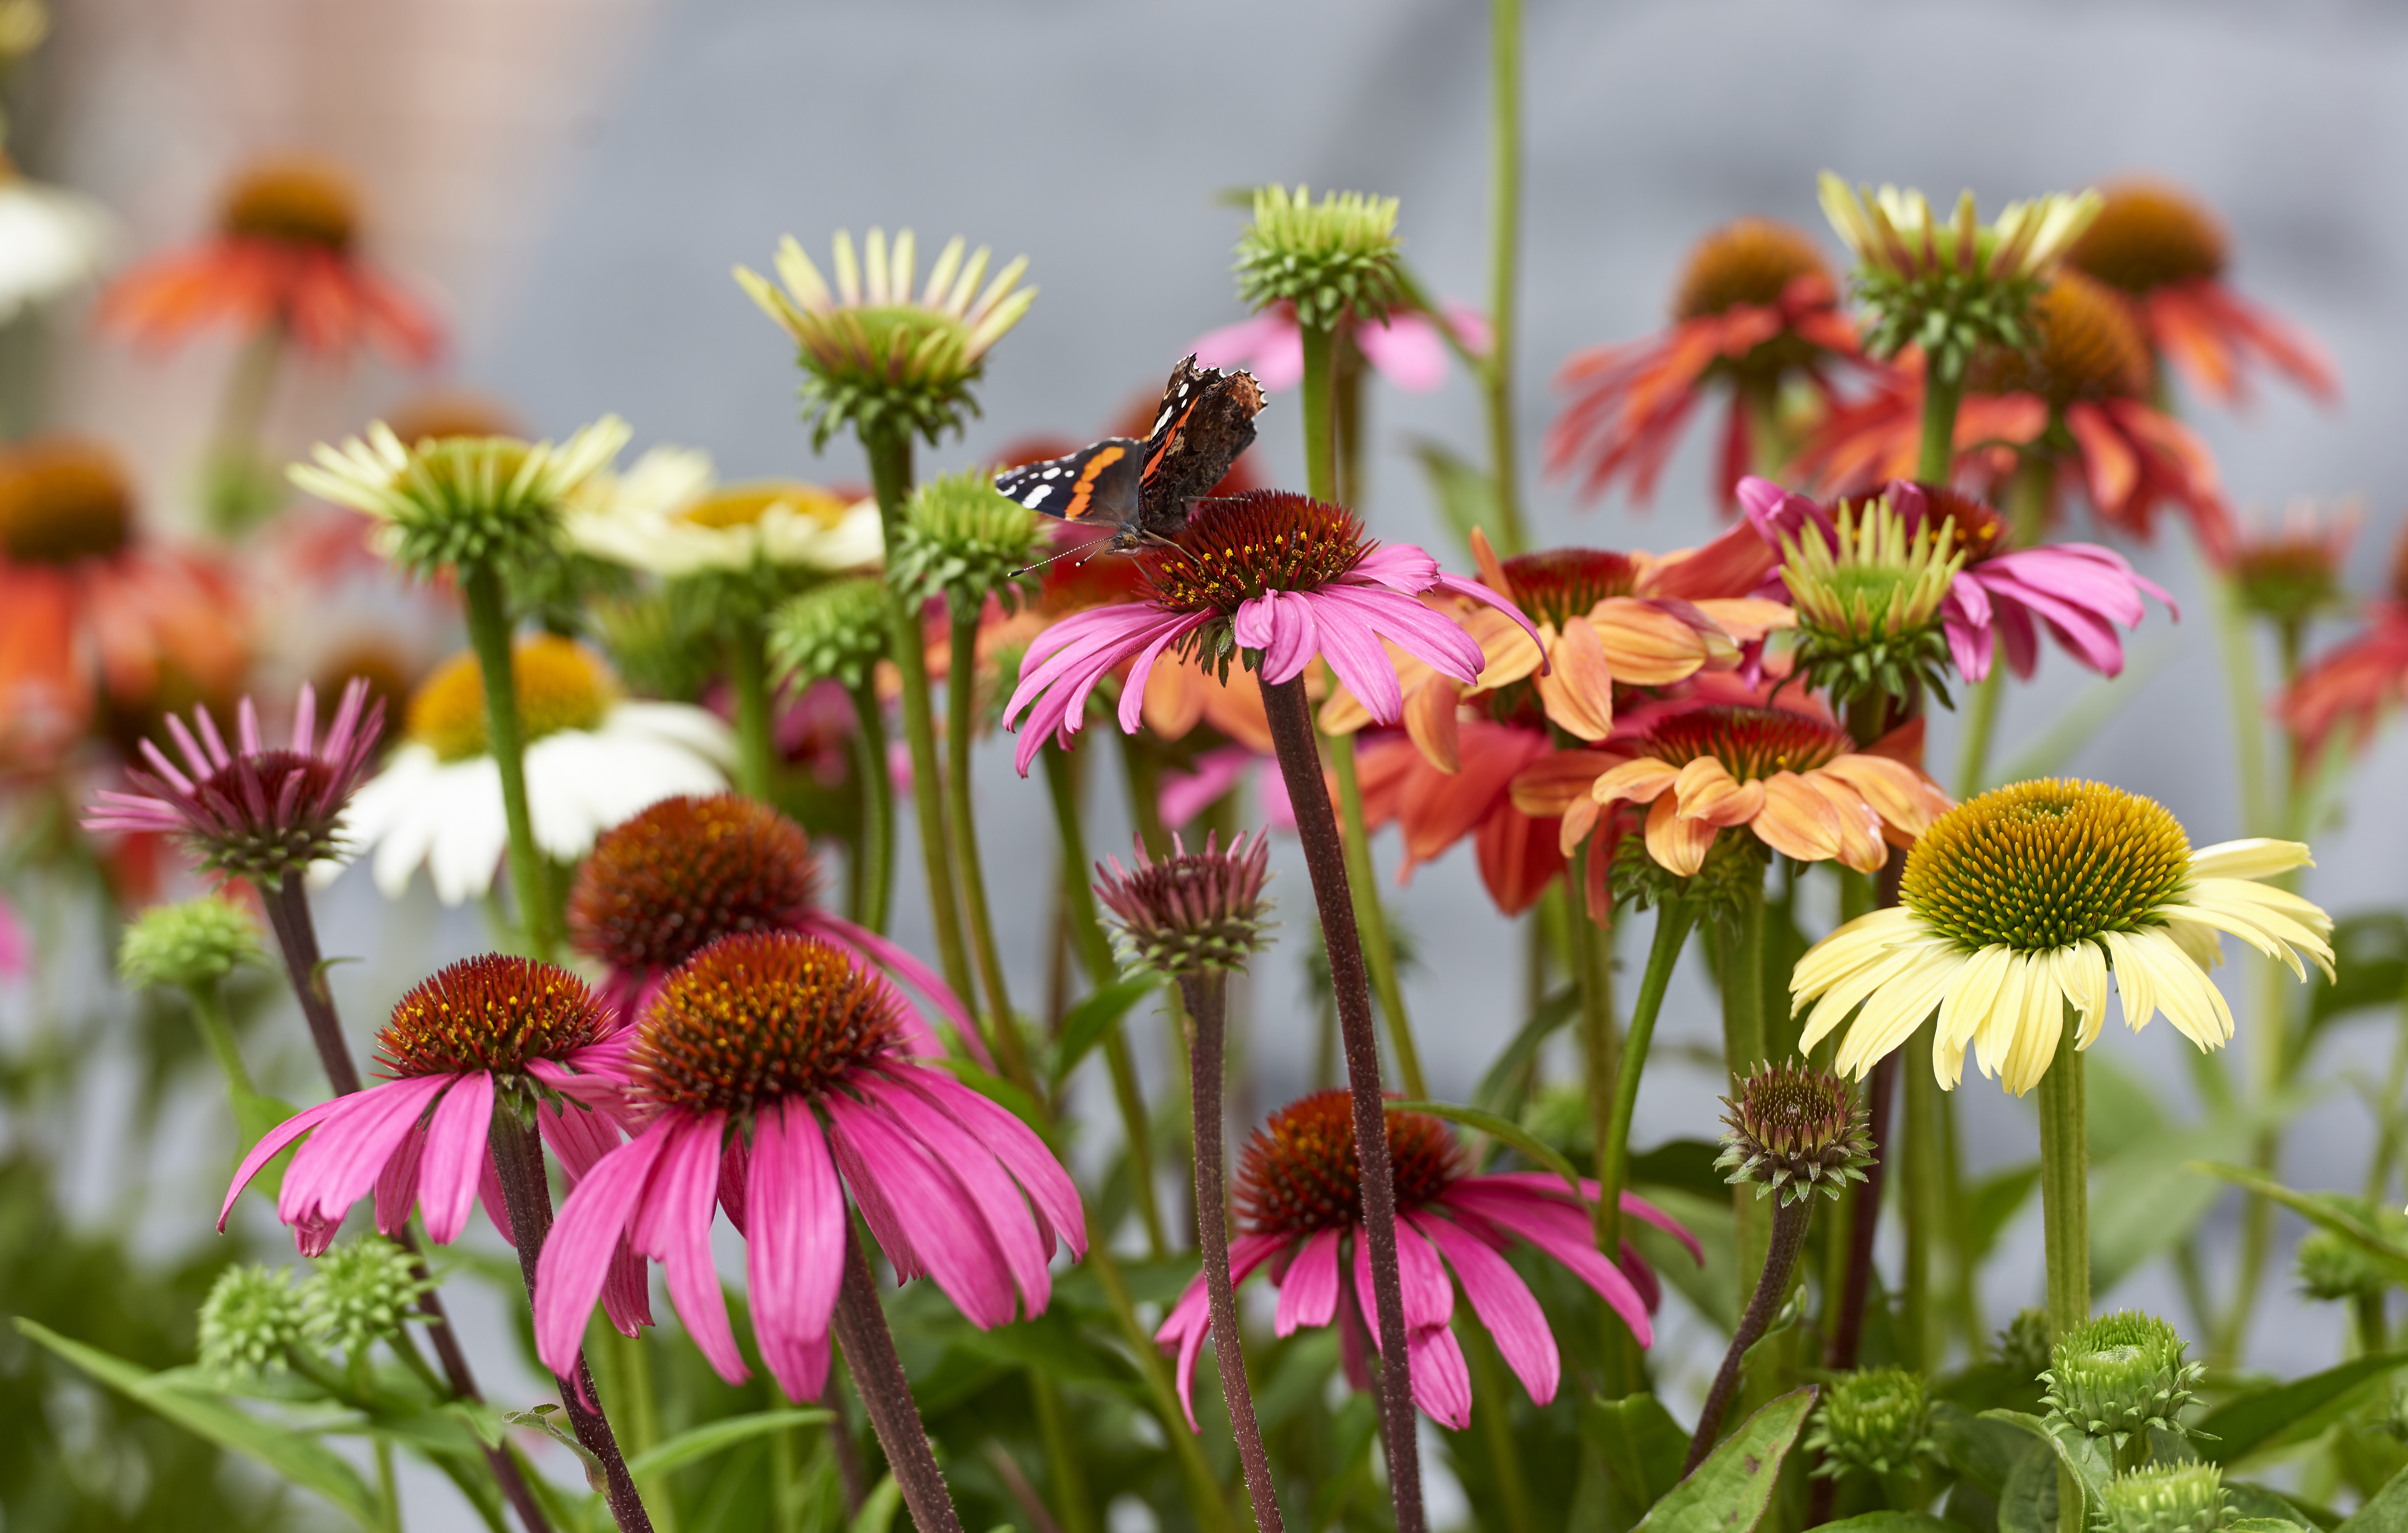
[1050,975,1160,1086]
[2229,1521,2311,1532]
[2091,1127,2234,1291]
[1995,1445,2056,1533]
[1929,1401,2044,1497]
[2188,1164,2408,1287]
[1472,984,1580,1117]
[1405,436,1500,558]
[2198,1353,2408,1464]
[1987,640,2172,791]
[2337,1459,2408,1532]
[1582,1392,1688,1529]
[2304,911,2408,1048]
[623,1408,831,1480]
[1390,1099,1584,1199]
[16,1318,381,1527]
[1633,1387,1815,1533]
[1631,1140,1732,1204]
[1980,1409,2112,1529]
[852,1474,904,1533]
[1819,1517,1959,1533]
[1964,1163,2039,1266]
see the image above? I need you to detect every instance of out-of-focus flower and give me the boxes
[1232,184,1408,333]
[1195,298,1486,395]
[0,889,27,981]
[2066,180,2338,409]
[1800,273,2234,561]
[0,437,248,764]
[1794,780,2333,1095]
[302,1236,434,1360]
[2278,526,2408,765]
[339,637,731,904]
[2230,501,2356,634]
[84,679,383,888]
[737,228,1034,449]
[1156,1091,1698,1430]
[115,894,262,994]
[100,156,441,364]
[1548,218,1858,507]
[0,152,111,323]
[536,930,1086,1401]
[565,446,880,581]
[197,1264,305,1379]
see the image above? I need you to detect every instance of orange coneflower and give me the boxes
[2279,524,2408,767]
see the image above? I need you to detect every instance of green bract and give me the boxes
[303,1237,433,1360]
[1803,1367,1935,1480]
[1997,1307,2053,1383]
[768,576,891,692]
[888,467,1046,614]
[1715,1059,1874,1206]
[2094,1462,2228,1533]
[197,1264,305,1379]
[1234,184,1407,332]
[2041,1310,2206,1450]
[118,898,265,993]
[1781,495,1967,711]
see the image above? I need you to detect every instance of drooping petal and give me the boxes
[860,1074,1054,1314]
[1412,1212,1558,1405]
[824,1092,1018,1328]
[276,1074,452,1232]
[535,1118,678,1383]
[1275,1227,1343,1336]
[746,1098,846,1401]
[221,1094,351,1232]
[643,1111,750,1385]
[890,1067,1087,1259]
[417,1071,496,1244]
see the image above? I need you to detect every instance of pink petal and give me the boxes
[221,1094,349,1231]
[535,1118,678,1382]
[1324,584,1488,682]
[1351,1216,1453,1340]
[1157,1272,1215,1432]
[747,1098,847,1401]
[1234,589,1322,688]
[826,1112,924,1281]
[537,1097,623,1183]
[1411,1211,1559,1405]
[643,1112,748,1386]
[1274,1227,1343,1337]
[861,1075,1054,1315]
[825,1092,1018,1329]
[1192,312,1299,388]
[374,1123,428,1238]
[891,1067,1087,1259]
[1347,543,1442,595]
[1406,1324,1474,1430]
[797,910,982,1064]
[418,1071,496,1244]
[1441,1182,1654,1346]
[277,1075,451,1231]
[1159,744,1259,830]
[1355,311,1448,392]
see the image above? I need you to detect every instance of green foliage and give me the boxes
[769,575,891,692]
[1635,1388,1815,1533]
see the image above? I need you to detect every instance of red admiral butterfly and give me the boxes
[995,354,1265,554]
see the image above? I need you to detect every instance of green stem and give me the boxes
[2212,568,2272,840]
[1031,1378,1097,1533]
[947,604,1032,1093]
[1300,324,1338,504]
[864,429,976,1004]
[1568,858,1626,1384]
[206,320,286,534]
[1901,1029,1942,1372]
[847,683,892,934]
[2037,1010,2090,1337]
[1116,730,1196,1205]
[1939,1088,1986,1357]
[1916,367,1964,486]
[1598,900,1697,1267]
[1722,882,1770,1300]
[1087,1241,1237,1533]
[2363,968,2408,1204]
[1685,1194,1814,1473]
[460,563,554,961]
[183,982,258,1098]
[1328,728,1427,1099]
[730,616,777,802]
[375,1434,402,1533]
[1334,330,1365,511]
[1957,454,2051,795]
[1463,1319,1535,1533]
[1483,0,1527,554]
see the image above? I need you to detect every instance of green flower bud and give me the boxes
[2041,1310,2206,1450]
[2293,1195,2403,1304]
[888,467,1046,614]
[1233,184,1408,332]
[1997,1307,2054,1383]
[197,1263,305,1378]
[1716,1060,1875,1206]
[118,897,265,994]
[2093,1462,2227,1533]
[1805,1367,1936,1480]
[1780,491,1968,711]
[768,576,890,693]
[303,1237,432,1359]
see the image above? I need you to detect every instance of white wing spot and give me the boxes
[1023,484,1054,505]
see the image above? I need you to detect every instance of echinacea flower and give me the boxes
[566,792,978,1056]
[1548,218,1859,508]
[1232,185,1408,334]
[1155,1091,1698,1430]
[340,637,731,904]
[2279,526,2408,765]
[1194,298,1486,395]
[1001,491,1541,775]
[0,436,249,764]
[83,678,383,887]
[1792,779,2335,1094]
[100,156,441,365]
[220,954,652,1328]
[535,930,1086,1401]
[1570,702,1951,878]
[0,153,112,323]
[563,445,882,581]
[2065,180,2338,409]
[736,227,1035,449]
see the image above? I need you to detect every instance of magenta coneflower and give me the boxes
[1739,476,2173,683]
[534,929,1084,1403]
[218,955,654,1332]
[1001,491,1543,775]
[1156,1091,1698,1431]
[565,792,983,1064]
[84,677,384,887]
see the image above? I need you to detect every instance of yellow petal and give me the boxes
[1835,946,1966,1079]
[2188,838,2314,881]
[1935,943,2014,1060]
[1558,798,1601,858]
[1466,604,1545,687]
[1792,907,1922,1004]
[1591,757,1680,806]
[1818,753,1953,839]
[1751,771,1846,863]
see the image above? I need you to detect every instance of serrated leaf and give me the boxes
[2198,1353,2408,1465]
[1050,975,1160,1086]
[1633,1387,1815,1533]
[623,1408,831,1481]
[1390,1099,1584,1199]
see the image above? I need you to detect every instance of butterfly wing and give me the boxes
[1137,354,1265,529]
[995,439,1145,530]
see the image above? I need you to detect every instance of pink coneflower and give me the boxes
[564,793,982,1063]
[1194,298,1487,395]
[83,678,384,886]
[1002,491,1542,775]
[1157,1091,1697,1430]
[1739,476,2173,683]
[535,930,1085,1402]
[217,955,653,1330]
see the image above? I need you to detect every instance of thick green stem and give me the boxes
[1300,325,1338,504]
[1568,859,1627,1384]
[1483,0,1528,554]
[1917,368,1964,486]
[1328,728,1427,1099]
[730,616,777,801]
[461,563,555,960]
[947,604,1033,1093]
[1901,1030,1943,1372]
[1722,884,1770,1300]
[865,430,976,1004]
[847,683,892,934]
[602,1327,676,1532]
[2038,1013,2090,1336]
[1597,901,1695,1264]
[184,983,258,1099]
[1043,745,1168,1259]
[1334,331,1366,512]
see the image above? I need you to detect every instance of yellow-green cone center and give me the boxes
[1901,779,2191,952]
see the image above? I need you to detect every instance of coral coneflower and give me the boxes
[1156,1090,1697,1430]
[0,437,248,764]
[1548,218,1860,508]
[2066,180,2338,409]
[2230,502,2356,635]
[1792,780,2333,1094]
[535,930,1084,1402]
[2279,525,2408,765]
[100,156,441,364]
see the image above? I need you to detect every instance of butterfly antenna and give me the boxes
[1010,531,1116,579]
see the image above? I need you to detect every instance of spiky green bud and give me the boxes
[768,576,890,692]
[2041,1311,2206,1450]
[1998,1307,2053,1382]
[1804,1367,1936,1480]
[888,467,1046,614]
[2093,1462,2227,1533]
[303,1237,432,1360]
[1233,185,1408,332]
[118,897,265,994]
[197,1263,306,1378]
[1716,1059,1875,1206]
[1780,492,1967,712]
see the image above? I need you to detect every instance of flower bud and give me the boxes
[118,897,265,994]
[1233,185,1408,332]
[2093,1463,2228,1533]
[889,466,1046,614]
[1996,1307,2053,1383]
[1804,1367,1935,1481]
[2040,1310,2205,1449]
[1093,831,1276,978]
[1715,1059,1874,1206]
[303,1237,433,1360]
[197,1263,306,1378]
[769,576,890,693]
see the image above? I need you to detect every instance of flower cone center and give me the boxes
[1500,547,1640,630]
[569,794,820,972]
[1969,272,2152,404]
[1641,705,1850,780]
[1901,779,2191,952]
[1234,1089,1460,1237]
[219,158,358,251]
[2067,183,2228,294]
[1142,492,1369,616]
[382,390,524,447]
[377,955,608,1077]
[1673,218,1829,321]
[683,481,848,531]
[406,636,614,763]
[0,439,133,564]
[634,931,905,1115]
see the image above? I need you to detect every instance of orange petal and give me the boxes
[1404,677,1462,774]
[1536,616,1616,740]
[1590,756,1680,806]
[1511,747,1627,816]
[1590,597,1711,686]
[1644,793,1718,877]
[1471,525,1515,606]
[1558,797,1602,857]
[1672,757,1766,827]
[1142,655,1208,740]
[1688,597,1798,645]
[1819,753,1953,840]
[1201,663,1275,753]
[1466,604,1545,687]
[1805,773,1888,872]
[1749,771,1846,863]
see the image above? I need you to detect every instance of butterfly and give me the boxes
[994,354,1265,554]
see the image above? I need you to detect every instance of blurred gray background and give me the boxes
[22,0,2408,1523]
